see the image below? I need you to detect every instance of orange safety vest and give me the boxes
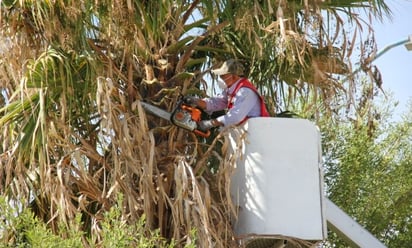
[228,78,270,124]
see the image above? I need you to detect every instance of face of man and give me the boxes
[220,73,235,87]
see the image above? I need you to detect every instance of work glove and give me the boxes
[198,120,214,132]
[183,96,199,106]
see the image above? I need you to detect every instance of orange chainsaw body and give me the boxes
[171,102,210,138]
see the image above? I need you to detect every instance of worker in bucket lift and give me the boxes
[185,59,270,132]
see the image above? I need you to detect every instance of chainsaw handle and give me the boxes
[180,104,202,121]
[193,129,211,138]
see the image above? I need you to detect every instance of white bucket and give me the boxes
[229,118,327,241]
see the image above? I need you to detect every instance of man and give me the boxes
[186,59,270,131]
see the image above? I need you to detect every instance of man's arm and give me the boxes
[195,99,207,109]
[199,89,256,131]
[185,95,227,112]
[202,95,228,112]
[216,88,258,126]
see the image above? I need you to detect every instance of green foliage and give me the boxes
[0,197,84,248]
[97,194,175,248]
[320,99,412,247]
[0,195,197,248]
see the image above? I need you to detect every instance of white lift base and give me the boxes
[229,118,387,248]
[325,198,387,248]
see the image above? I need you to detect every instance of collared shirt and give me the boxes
[203,78,261,126]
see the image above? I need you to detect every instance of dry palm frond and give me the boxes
[92,76,242,246]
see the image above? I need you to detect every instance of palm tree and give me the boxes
[0,0,391,247]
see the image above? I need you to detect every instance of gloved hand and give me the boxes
[198,120,215,132]
[183,96,199,106]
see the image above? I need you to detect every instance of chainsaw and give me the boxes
[140,98,211,138]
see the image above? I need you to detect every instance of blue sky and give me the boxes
[371,0,412,120]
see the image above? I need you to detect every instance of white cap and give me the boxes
[211,59,245,76]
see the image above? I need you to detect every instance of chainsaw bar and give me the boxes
[140,100,211,138]
[140,101,171,121]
